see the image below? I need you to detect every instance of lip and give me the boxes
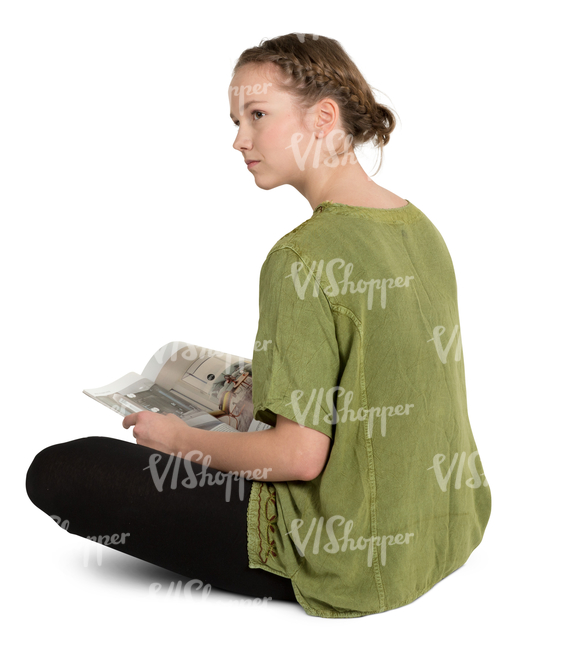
[246,160,260,169]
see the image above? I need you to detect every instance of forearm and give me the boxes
[174,422,304,482]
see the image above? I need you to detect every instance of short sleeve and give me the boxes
[251,247,340,439]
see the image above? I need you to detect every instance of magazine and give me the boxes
[83,341,271,433]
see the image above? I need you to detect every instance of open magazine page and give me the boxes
[83,341,272,433]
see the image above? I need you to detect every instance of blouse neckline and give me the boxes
[313,200,411,212]
[311,199,420,223]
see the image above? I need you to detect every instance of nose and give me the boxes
[232,128,252,154]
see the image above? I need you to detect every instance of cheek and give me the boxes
[261,126,282,150]
[272,126,304,165]
[279,123,301,148]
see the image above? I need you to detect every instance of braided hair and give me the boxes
[232,33,399,175]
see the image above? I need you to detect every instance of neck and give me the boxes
[296,153,380,211]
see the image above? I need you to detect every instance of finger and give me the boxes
[122,413,138,429]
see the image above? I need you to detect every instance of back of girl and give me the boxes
[230,33,492,618]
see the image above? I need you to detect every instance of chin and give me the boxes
[253,176,281,191]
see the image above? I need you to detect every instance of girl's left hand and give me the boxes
[122,411,187,455]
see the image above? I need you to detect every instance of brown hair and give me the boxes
[231,33,399,175]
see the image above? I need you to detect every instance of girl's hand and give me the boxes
[122,411,187,455]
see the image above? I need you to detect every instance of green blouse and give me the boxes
[246,200,492,618]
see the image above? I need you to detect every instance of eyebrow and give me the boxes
[230,100,269,121]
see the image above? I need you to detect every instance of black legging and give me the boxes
[25,436,298,603]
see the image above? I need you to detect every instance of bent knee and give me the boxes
[26,437,108,514]
[26,441,73,512]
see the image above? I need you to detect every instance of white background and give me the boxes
[2,1,559,647]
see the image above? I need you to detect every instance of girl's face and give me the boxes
[229,64,317,191]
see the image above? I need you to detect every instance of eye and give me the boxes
[232,110,265,127]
